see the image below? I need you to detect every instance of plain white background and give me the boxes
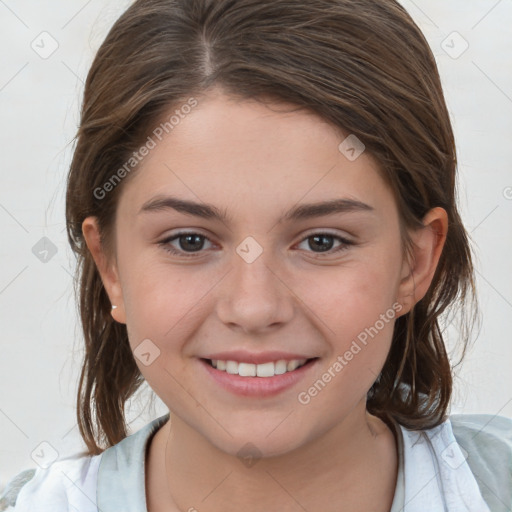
[0,0,511,489]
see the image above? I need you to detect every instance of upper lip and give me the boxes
[201,350,317,365]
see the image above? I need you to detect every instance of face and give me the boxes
[84,88,443,458]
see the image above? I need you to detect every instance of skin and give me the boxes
[83,87,447,512]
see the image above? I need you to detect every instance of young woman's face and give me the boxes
[90,89,420,457]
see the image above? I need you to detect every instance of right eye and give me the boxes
[295,231,355,257]
[158,232,215,258]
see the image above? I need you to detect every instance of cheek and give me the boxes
[308,255,401,336]
[294,269,399,418]
[120,257,215,351]
[119,264,202,397]
[298,245,402,381]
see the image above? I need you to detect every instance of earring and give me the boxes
[112,305,118,310]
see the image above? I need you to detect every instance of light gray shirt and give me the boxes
[2,413,511,511]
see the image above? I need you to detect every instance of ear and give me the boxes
[396,207,448,316]
[82,216,126,324]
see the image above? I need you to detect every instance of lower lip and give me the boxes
[199,358,319,397]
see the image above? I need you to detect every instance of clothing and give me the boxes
[1,413,511,511]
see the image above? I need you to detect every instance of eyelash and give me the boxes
[157,231,354,259]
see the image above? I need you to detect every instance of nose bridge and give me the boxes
[235,247,279,292]
[216,242,294,332]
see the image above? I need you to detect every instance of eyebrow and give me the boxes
[138,195,375,224]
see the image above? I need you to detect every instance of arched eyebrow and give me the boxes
[138,195,375,224]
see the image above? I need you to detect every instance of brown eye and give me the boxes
[308,234,336,252]
[296,232,354,256]
[175,234,206,252]
[158,232,213,258]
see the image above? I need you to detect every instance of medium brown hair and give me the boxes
[66,0,478,455]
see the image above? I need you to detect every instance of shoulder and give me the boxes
[0,453,102,512]
[1,414,171,512]
[0,470,36,511]
[450,413,512,511]
[95,414,170,510]
[450,412,512,462]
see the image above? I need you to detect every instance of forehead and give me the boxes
[117,91,395,223]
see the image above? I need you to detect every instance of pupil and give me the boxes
[181,234,204,251]
[310,235,333,252]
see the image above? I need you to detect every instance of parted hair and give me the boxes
[65,0,478,455]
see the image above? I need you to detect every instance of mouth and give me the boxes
[198,357,320,397]
[201,357,318,377]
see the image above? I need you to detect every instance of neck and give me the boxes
[146,400,398,512]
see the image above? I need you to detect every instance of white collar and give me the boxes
[96,414,490,511]
[390,416,490,511]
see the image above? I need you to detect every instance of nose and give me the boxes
[215,250,295,335]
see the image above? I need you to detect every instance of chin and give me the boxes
[207,425,310,461]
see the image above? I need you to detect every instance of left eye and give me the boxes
[159,232,214,258]
[296,233,353,255]
[158,232,353,258]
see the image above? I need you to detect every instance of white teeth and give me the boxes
[274,360,288,375]
[256,362,274,377]
[287,360,300,372]
[210,358,309,377]
[238,362,256,377]
[226,360,238,375]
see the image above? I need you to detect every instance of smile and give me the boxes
[199,357,319,397]
[206,358,310,377]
